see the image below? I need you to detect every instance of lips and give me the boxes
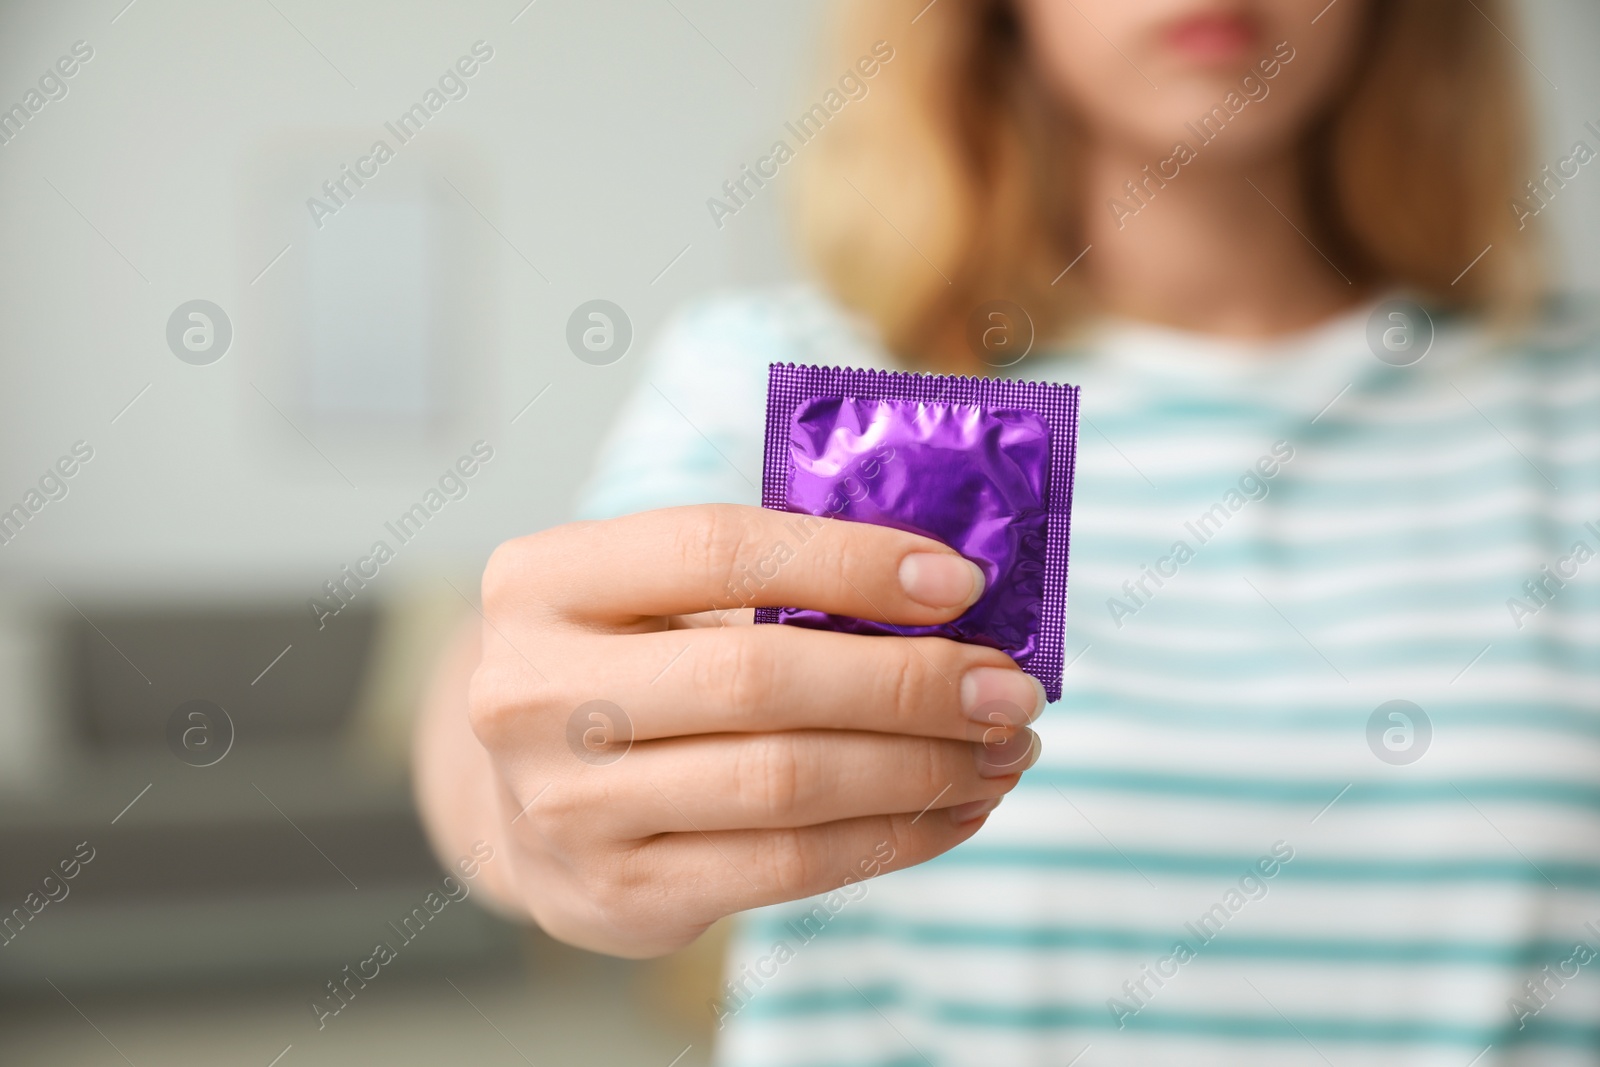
[1162,12,1259,63]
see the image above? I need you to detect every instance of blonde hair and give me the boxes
[792,0,1540,368]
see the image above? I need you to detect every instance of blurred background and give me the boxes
[0,1,1595,1064]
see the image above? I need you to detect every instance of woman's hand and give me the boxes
[427,504,1045,958]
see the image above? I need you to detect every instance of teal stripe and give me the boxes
[1068,520,1600,567]
[1070,566,1600,618]
[1081,413,1600,468]
[1076,512,1600,557]
[1077,353,1600,433]
[925,844,1600,887]
[1077,442,1600,509]
[1067,560,1600,608]
[1078,417,1600,477]
[734,981,1593,1049]
[743,911,1588,968]
[1067,524,1600,588]
[1069,512,1599,556]
[1061,632,1600,680]
[1048,696,1600,739]
[1025,768,1600,811]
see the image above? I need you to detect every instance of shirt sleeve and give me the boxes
[574,287,890,521]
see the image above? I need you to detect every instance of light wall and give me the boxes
[0,0,1594,593]
[0,0,824,600]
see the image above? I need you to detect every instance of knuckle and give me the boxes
[907,735,945,790]
[527,780,585,834]
[751,826,815,897]
[684,504,758,598]
[568,856,634,926]
[735,735,806,823]
[483,522,597,618]
[879,813,921,870]
[805,531,856,592]
[480,537,528,614]
[533,806,606,869]
[883,642,929,731]
[589,846,661,920]
[465,658,553,749]
[465,662,517,747]
[815,517,898,591]
[700,633,774,716]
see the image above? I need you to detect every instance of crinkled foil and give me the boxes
[756,364,1081,701]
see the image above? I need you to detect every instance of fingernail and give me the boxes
[899,553,985,610]
[948,797,1001,825]
[976,728,1040,778]
[961,667,1047,726]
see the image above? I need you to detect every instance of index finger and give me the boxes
[502,504,985,625]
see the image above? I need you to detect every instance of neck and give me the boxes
[1079,141,1364,338]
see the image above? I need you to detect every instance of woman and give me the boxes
[417,0,1600,1062]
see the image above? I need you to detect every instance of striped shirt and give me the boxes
[577,286,1600,1067]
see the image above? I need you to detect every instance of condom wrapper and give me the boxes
[755,363,1080,701]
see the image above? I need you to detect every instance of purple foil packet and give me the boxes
[756,363,1081,701]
